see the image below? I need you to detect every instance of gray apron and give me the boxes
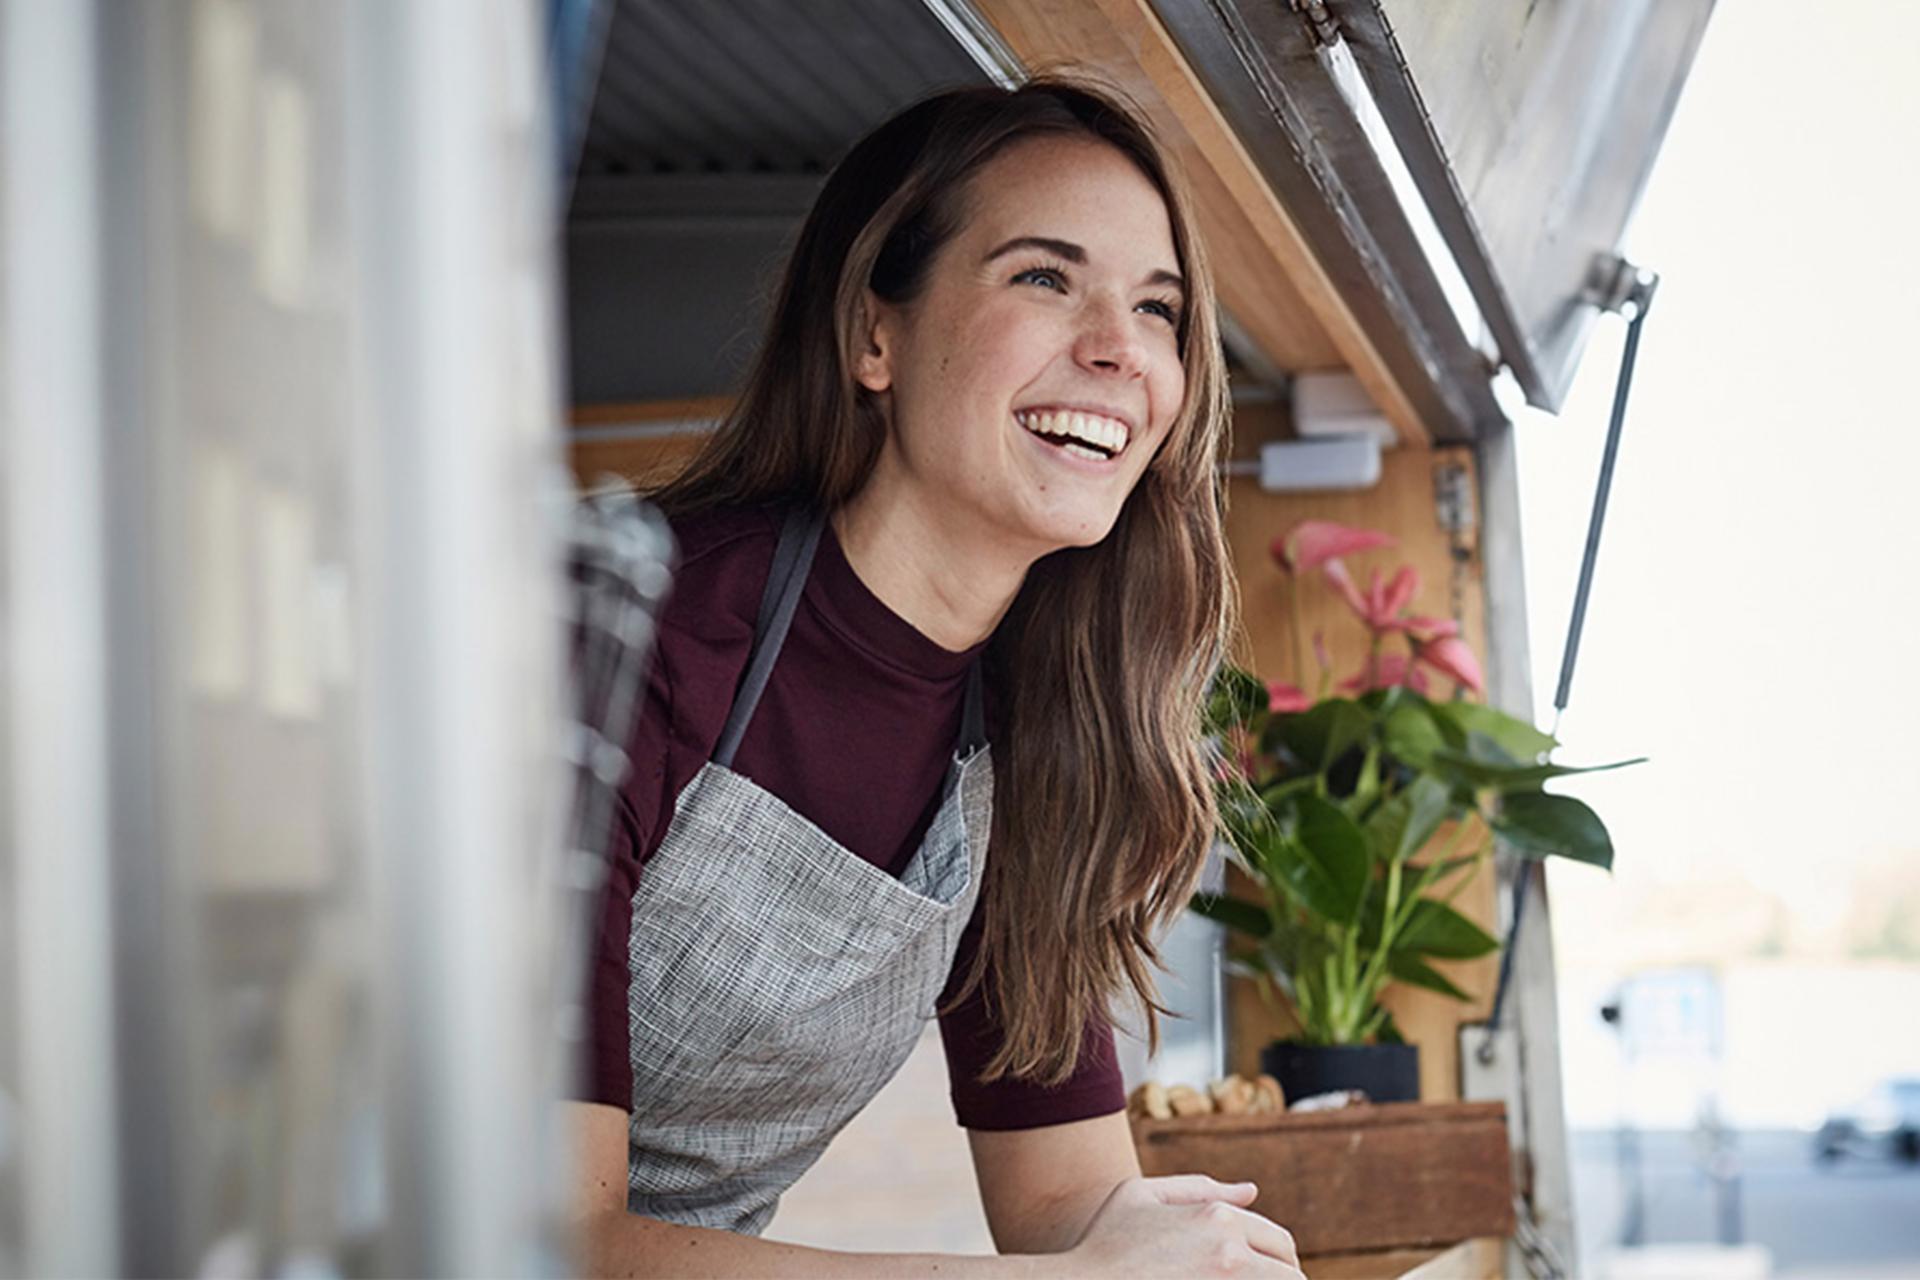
[623,506,992,1235]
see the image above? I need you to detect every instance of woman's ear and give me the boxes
[854,291,896,394]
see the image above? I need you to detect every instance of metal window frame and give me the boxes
[1151,0,1508,444]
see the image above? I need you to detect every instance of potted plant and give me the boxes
[1195,520,1639,1104]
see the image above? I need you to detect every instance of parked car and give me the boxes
[1814,1079,1920,1163]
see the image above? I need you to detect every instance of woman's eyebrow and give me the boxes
[984,234,1086,265]
[984,235,1184,295]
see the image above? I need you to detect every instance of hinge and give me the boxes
[1291,0,1341,46]
[1581,252,1660,318]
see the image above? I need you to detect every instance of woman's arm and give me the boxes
[966,1110,1141,1254]
[967,1111,1306,1278]
[571,1102,1038,1279]
[574,1103,1302,1278]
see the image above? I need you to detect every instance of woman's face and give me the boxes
[856,134,1188,555]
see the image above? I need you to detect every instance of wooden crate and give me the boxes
[1131,1101,1515,1257]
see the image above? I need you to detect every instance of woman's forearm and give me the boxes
[580,1210,1048,1280]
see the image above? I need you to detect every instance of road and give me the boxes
[1572,1129,1920,1278]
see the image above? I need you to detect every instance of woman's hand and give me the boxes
[1061,1175,1306,1278]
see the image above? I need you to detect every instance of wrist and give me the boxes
[995,1246,1084,1280]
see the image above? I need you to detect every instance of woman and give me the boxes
[571,77,1304,1278]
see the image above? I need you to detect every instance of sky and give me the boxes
[1507,0,1920,969]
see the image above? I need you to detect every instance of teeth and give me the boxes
[1061,442,1107,461]
[1015,409,1130,457]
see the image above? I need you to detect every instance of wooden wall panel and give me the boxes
[567,399,721,491]
[569,431,707,492]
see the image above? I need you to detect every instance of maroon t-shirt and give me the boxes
[580,503,1124,1131]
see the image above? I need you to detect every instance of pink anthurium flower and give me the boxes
[1393,615,1460,643]
[1267,681,1312,714]
[1375,566,1419,624]
[1271,520,1394,575]
[1338,652,1430,696]
[1324,561,1422,633]
[1415,634,1485,695]
[1321,558,1372,620]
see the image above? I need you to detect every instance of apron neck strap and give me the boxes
[713,505,825,769]
[715,504,991,770]
[958,662,987,758]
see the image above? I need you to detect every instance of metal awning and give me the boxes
[563,0,990,403]
[1349,0,1715,411]
[565,0,1713,431]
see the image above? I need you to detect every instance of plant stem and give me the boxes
[1354,857,1404,1024]
[1288,575,1307,689]
[1356,740,1382,810]
[1296,954,1319,1040]
[1353,821,1489,1040]
[1322,951,1344,1043]
[1340,925,1360,1040]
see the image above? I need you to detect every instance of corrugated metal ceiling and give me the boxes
[576,0,990,180]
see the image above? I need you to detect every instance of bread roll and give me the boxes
[1208,1074,1256,1114]
[1127,1080,1173,1120]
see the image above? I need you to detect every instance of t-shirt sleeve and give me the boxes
[578,792,644,1109]
[573,642,683,1110]
[936,906,1127,1132]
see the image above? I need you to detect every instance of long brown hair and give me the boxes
[652,75,1234,1084]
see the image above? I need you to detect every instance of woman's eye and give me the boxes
[1012,267,1067,292]
[1137,299,1181,326]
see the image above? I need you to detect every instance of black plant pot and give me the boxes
[1259,1040,1420,1104]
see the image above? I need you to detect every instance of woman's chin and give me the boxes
[1015,501,1126,554]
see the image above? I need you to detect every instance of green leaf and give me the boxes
[1216,799,1300,903]
[1381,701,1447,769]
[1432,752,1646,794]
[1422,853,1482,883]
[1396,899,1500,958]
[1462,729,1520,767]
[1364,775,1453,864]
[1271,699,1373,773]
[1216,781,1272,848]
[1388,952,1471,1001]
[1281,793,1372,923]
[1259,776,1318,807]
[1493,792,1615,870]
[1429,701,1557,764]
[1189,891,1271,939]
[1357,686,1397,714]
[1204,663,1269,737]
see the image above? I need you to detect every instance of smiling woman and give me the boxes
[572,78,1305,1279]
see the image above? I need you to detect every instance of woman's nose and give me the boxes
[1072,296,1148,379]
